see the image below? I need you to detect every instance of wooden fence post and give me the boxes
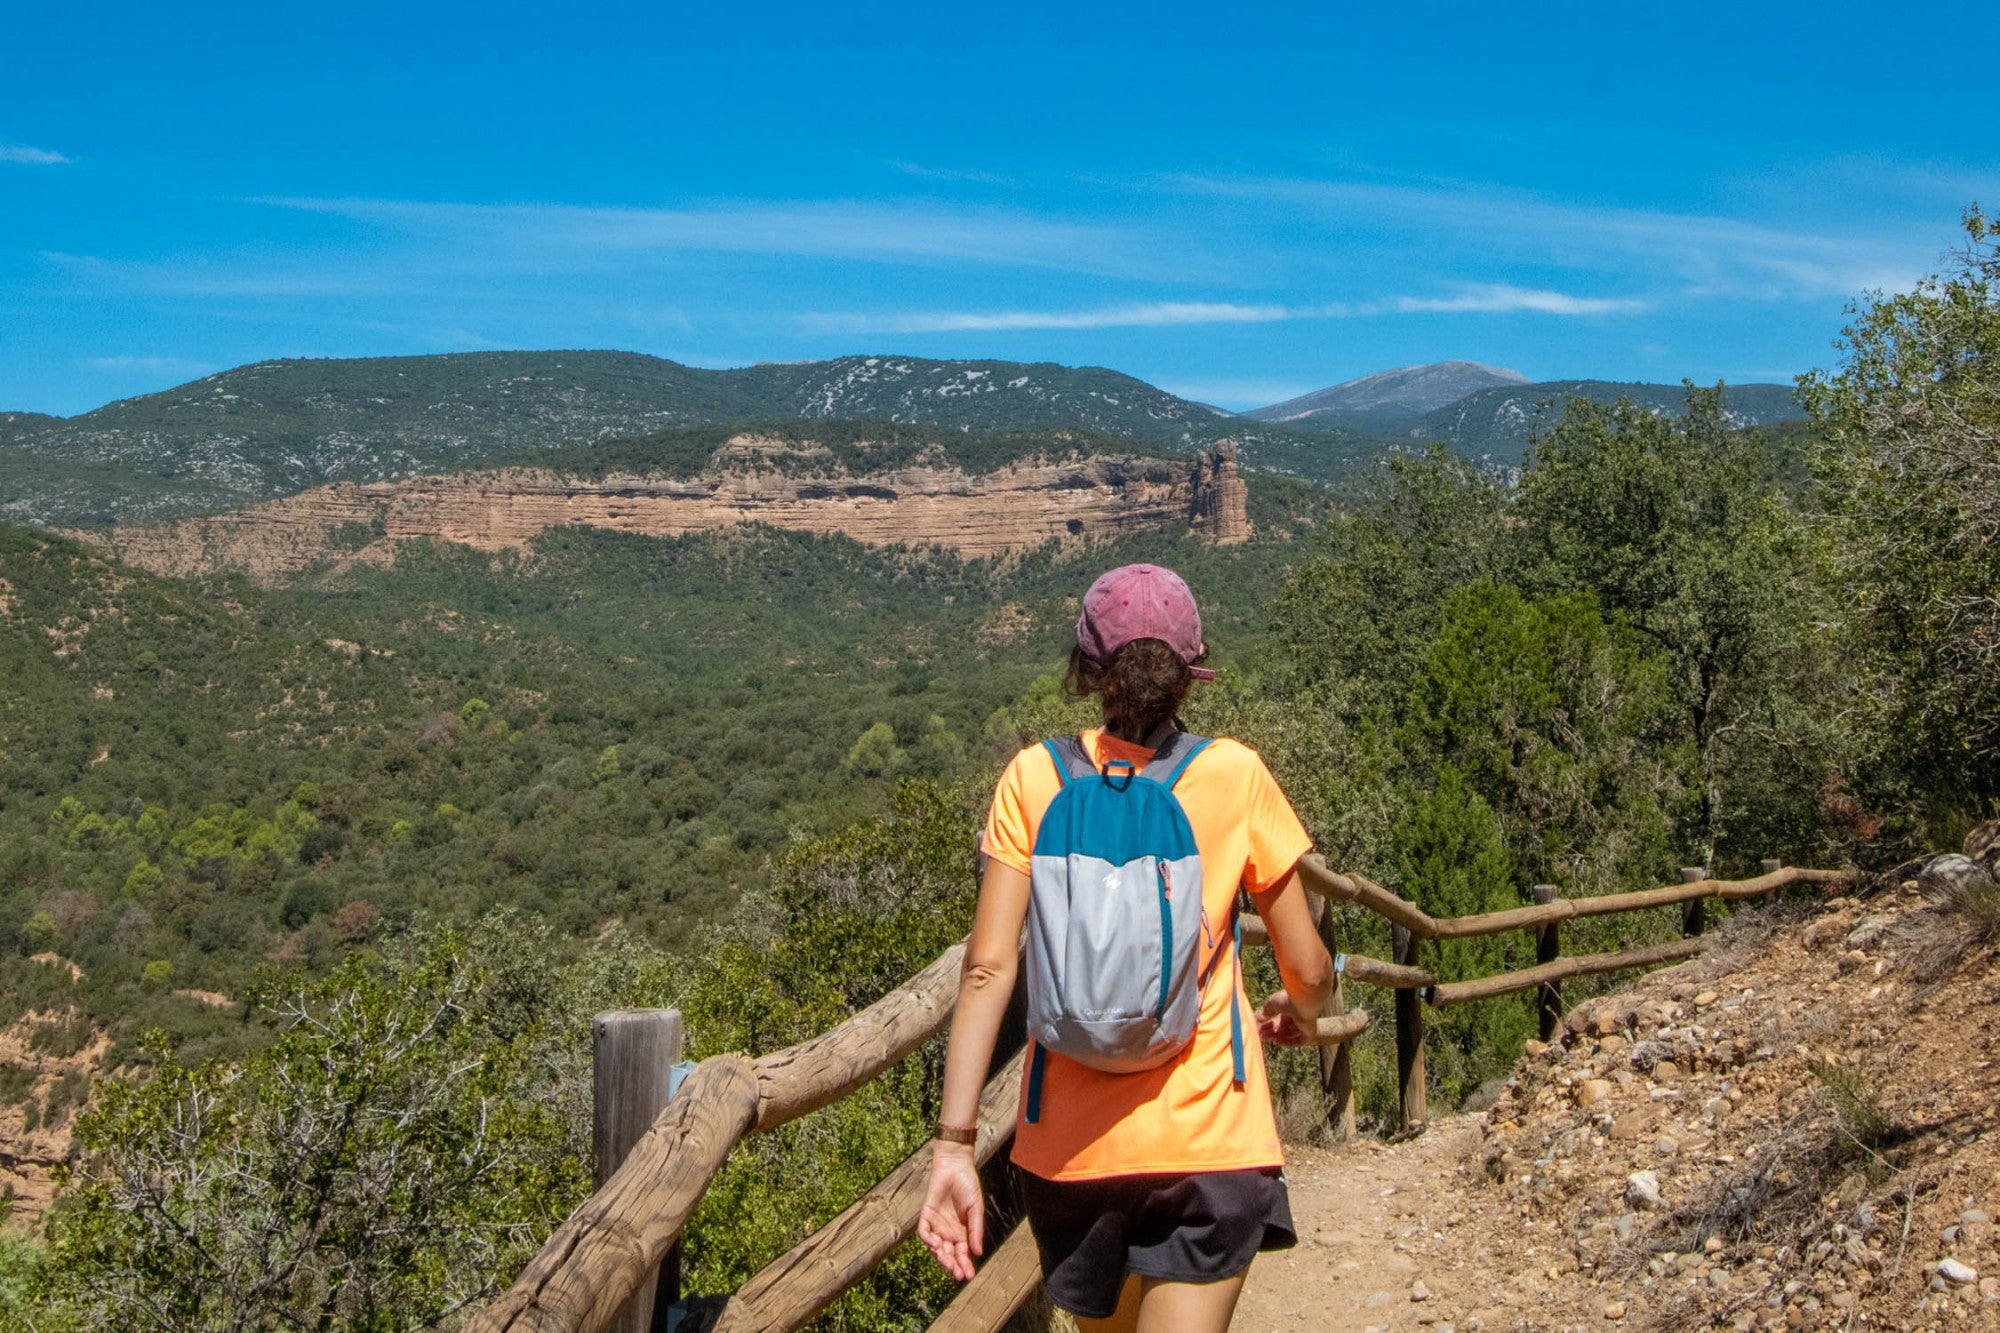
[1531,885,1560,1041]
[594,1008,685,1333]
[1680,867,1707,938]
[1392,925,1425,1134]
[1313,896,1355,1139]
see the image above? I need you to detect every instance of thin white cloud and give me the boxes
[886,160,1016,186]
[800,301,1322,334]
[259,196,1168,279]
[0,142,68,165]
[1168,172,1942,301]
[1378,284,1647,315]
[84,355,214,376]
[802,286,1638,335]
[44,251,394,297]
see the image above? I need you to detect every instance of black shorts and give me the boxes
[1019,1167,1296,1319]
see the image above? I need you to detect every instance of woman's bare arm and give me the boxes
[1250,863,1333,1035]
[920,858,1031,1280]
[937,860,1030,1128]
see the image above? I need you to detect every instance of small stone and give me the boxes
[1937,1257,1977,1284]
[1609,1111,1651,1141]
[1524,1039,1547,1057]
[1961,1209,1990,1225]
[1411,1279,1432,1302]
[1612,1212,1637,1240]
[1838,949,1870,974]
[1652,1060,1682,1082]
[1576,1079,1616,1108]
[1694,990,1719,1007]
[1706,1235,1725,1254]
[1656,1136,1680,1157]
[1603,1300,1627,1320]
[1845,915,1893,950]
[1627,1170,1663,1210]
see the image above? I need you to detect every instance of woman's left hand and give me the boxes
[917,1143,985,1281]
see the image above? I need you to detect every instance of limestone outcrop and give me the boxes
[81,437,1251,584]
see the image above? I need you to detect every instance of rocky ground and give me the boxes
[1237,848,2000,1331]
[0,1001,109,1232]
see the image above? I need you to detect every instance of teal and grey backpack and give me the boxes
[1023,731,1245,1123]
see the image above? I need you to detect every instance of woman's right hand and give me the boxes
[917,1144,985,1281]
[1258,989,1317,1045]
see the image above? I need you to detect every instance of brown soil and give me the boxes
[1236,881,2000,1331]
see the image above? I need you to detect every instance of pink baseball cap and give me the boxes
[1076,564,1215,679]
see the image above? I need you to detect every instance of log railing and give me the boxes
[474,854,1843,1333]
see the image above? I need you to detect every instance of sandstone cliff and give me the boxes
[83,437,1250,584]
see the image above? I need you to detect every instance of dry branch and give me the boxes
[1426,937,1709,1007]
[710,1054,1025,1332]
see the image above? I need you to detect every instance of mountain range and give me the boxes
[0,352,1384,526]
[1244,360,1530,424]
[0,353,1809,527]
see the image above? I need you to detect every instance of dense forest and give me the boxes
[1,213,1995,1329]
[0,475,1325,1070]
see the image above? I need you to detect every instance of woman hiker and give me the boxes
[919,563,1335,1332]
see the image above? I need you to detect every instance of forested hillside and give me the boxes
[0,353,1390,526]
[0,489,1318,1071]
[1410,377,1804,462]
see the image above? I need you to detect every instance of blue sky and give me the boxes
[3,1,1994,415]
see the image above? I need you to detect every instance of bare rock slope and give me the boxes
[81,438,1250,584]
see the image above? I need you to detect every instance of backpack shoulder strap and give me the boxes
[1041,734,1096,787]
[1140,732,1212,789]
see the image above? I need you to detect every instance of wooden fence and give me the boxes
[470,854,1843,1333]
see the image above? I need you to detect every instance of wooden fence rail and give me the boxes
[708,1053,1026,1332]
[476,855,1843,1333]
[928,1224,1040,1331]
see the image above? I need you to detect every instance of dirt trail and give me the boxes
[1236,1122,1502,1332]
[1234,874,2000,1332]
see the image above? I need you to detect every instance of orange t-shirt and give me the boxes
[982,728,1313,1181]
